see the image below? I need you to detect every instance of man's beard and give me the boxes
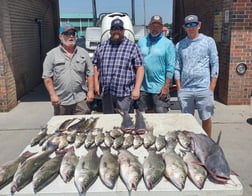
[61,38,76,47]
[110,34,123,44]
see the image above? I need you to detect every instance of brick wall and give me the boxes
[0,0,59,112]
[227,1,252,104]
[0,38,17,112]
[173,0,252,105]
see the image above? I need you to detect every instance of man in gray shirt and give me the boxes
[42,23,94,115]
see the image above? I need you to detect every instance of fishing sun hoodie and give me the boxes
[175,33,219,92]
[137,33,175,94]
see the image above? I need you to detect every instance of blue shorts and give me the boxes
[177,90,214,120]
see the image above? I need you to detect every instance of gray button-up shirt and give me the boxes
[42,45,93,105]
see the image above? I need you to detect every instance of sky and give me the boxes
[59,0,173,25]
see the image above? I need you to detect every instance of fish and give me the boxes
[30,126,48,147]
[183,131,231,184]
[10,145,56,194]
[74,147,100,196]
[76,117,99,133]
[0,151,36,190]
[85,117,99,132]
[66,131,77,144]
[99,149,119,189]
[142,129,156,149]
[117,109,135,133]
[134,110,147,134]
[57,118,78,132]
[74,133,86,148]
[39,133,53,146]
[122,134,134,149]
[164,131,178,150]
[155,134,167,151]
[176,130,191,151]
[60,146,79,183]
[32,151,65,193]
[143,149,165,190]
[164,130,178,144]
[41,133,59,151]
[67,118,86,132]
[162,147,187,191]
[84,132,95,149]
[183,151,208,189]
[58,134,69,150]
[133,135,143,149]
[118,149,143,193]
[110,127,123,138]
[94,128,105,147]
[104,132,114,148]
[113,134,124,150]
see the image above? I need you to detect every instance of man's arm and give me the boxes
[44,77,60,105]
[131,65,144,100]
[86,75,94,102]
[93,65,100,95]
[209,77,217,91]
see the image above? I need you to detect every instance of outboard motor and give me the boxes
[100,12,135,42]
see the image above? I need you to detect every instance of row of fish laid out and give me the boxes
[0,128,234,195]
[28,113,161,151]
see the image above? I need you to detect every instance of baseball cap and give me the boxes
[149,15,163,25]
[60,23,76,34]
[184,15,199,24]
[110,18,124,29]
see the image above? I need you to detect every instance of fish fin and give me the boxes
[231,170,239,176]
[216,131,222,144]
[191,160,204,166]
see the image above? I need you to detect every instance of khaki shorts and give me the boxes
[54,100,91,115]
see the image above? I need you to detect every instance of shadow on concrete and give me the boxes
[19,83,50,102]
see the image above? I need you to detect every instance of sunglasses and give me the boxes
[62,31,76,36]
[184,22,199,28]
[111,26,124,31]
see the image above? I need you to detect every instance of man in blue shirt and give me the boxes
[175,15,219,137]
[92,18,144,114]
[137,15,175,113]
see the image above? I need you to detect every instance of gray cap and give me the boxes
[184,15,199,24]
[149,15,163,25]
[60,23,76,34]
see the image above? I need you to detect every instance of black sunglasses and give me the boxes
[184,22,199,28]
[111,26,124,31]
[62,31,76,36]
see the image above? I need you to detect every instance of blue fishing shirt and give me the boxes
[137,35,175,93]
[175,33,219,91]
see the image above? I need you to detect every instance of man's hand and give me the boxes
[159,86,169,100]
[86,90,94,102]
[50,95,61,106]
[131,88,140,100]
